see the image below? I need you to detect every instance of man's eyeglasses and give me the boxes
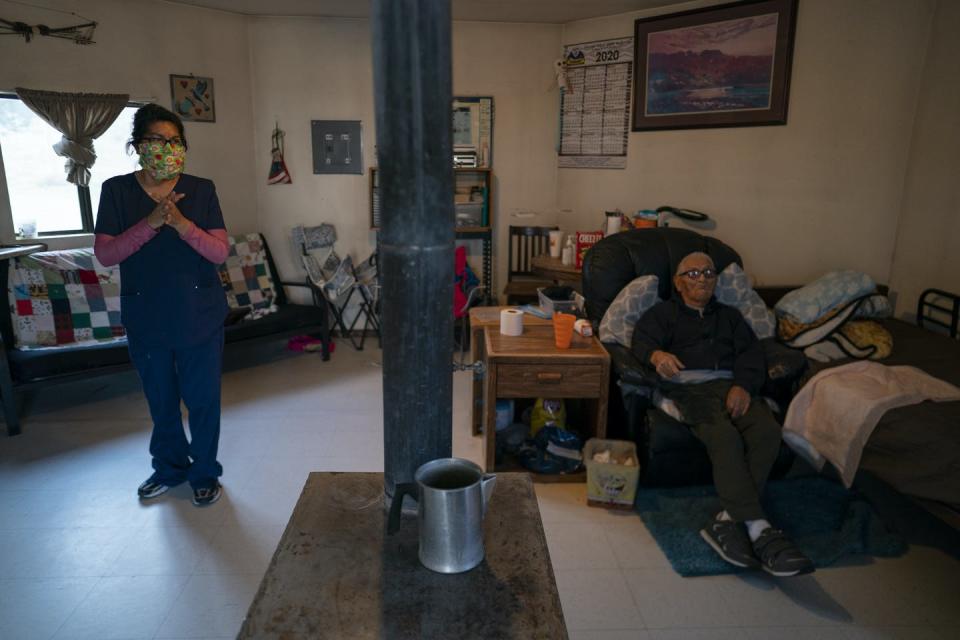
[141,136,184,148]
[680,268,717,280]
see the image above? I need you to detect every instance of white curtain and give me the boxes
[15,87,130,187]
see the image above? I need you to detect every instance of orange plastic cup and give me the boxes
[553,312,576,349]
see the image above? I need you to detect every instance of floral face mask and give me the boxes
[138,140,186,181]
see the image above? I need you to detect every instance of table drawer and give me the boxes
[496,364,603,397]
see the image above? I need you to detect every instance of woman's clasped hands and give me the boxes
[147,191,191,234]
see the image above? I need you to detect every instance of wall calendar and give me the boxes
[558,36,634,169]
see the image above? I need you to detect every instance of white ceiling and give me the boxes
[163,0,682,24]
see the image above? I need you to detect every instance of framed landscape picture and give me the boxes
[632,0,797,131]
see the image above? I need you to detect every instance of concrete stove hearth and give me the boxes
[238,472,568,639]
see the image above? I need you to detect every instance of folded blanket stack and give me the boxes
[775,270,893,362]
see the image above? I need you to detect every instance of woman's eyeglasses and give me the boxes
[680,268,717,280]
[141,136,184,148]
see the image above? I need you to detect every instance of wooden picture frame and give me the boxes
[632,0,797,131]
[169,74,215,123]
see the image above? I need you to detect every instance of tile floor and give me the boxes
[0,341,957,639]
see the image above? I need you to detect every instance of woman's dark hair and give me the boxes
[128,103,188,152]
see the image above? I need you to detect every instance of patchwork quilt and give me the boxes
[217,234,278,317]
[8,234,279,350]
[8,249,125,349]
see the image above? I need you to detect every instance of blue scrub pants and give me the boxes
[129,328,224,490]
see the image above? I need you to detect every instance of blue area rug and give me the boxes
[636,476,907,577]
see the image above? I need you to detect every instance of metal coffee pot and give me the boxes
[388,458,496,574]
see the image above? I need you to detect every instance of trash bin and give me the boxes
[583,438,640,509]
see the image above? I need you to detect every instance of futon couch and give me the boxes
[0,233,330,436]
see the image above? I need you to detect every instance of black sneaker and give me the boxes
[138,476,170,500]
[192,483,222,507]
[752,528,815,577]
[700,518,761,569]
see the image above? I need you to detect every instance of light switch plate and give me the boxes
[311,120,363,175]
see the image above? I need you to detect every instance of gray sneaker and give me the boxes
[137,476,170,500]
[752,528,815,577]
[192,483,222,507]
[700,518,761,569]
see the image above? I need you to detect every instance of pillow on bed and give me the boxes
[599,275,660,347]
[776,270,876,324]
[714,263,776,339]
[854,294,893,319]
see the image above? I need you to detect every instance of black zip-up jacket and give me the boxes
[631,297,766,395]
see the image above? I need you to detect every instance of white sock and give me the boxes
[716,510,733,521]
[746,518,772,542]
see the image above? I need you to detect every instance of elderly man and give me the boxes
[631,252,814,577]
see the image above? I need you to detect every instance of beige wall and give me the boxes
[0,0,259,245]
[248,17,561,295]
[453,22,563,294]
[559,0,935,288]
[247,17,376,288]
[888,0,960,318]
[1,0,952,311]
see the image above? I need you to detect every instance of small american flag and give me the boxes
[267,123,292,185]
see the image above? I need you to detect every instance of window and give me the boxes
[0,96,139,236]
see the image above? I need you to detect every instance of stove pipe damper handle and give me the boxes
[387,483,417,535]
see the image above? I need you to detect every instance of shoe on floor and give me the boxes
[700,518,760,569]
[192,482,222,507]
[752,528,815,577]
[137,476,170,500]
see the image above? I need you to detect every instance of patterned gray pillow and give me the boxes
[599,275,660,347]
[715,263,776,339]
[853,294,892,319]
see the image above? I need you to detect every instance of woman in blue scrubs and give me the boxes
[94,104,229,507]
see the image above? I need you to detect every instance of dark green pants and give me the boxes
[662,380,782,521]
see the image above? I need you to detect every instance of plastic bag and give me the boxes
[530,398,566,436]
[518,426,583,475]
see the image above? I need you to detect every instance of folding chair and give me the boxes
[293,224,381,350]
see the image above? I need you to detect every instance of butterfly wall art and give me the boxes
[169,74,216,123]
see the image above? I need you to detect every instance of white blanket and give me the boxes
[783,361,960,487]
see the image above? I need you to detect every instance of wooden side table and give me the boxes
[467,307,551,436]
[481,324,610,474]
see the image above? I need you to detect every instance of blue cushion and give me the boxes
[599,275,660,347]
[714,263,776,339]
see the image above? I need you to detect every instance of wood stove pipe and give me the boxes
[371,0,455,499]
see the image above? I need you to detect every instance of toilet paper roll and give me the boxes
[500,308,524,336]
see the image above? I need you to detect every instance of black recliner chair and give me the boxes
[582,227,804,487]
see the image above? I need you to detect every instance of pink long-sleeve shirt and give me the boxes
[94,218,229,267]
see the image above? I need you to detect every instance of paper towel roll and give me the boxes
[500,308,524,336]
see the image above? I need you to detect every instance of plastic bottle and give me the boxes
[561,235,575,266]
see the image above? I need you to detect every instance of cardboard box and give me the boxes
[575,230,603,269]
[583,438,640,508]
